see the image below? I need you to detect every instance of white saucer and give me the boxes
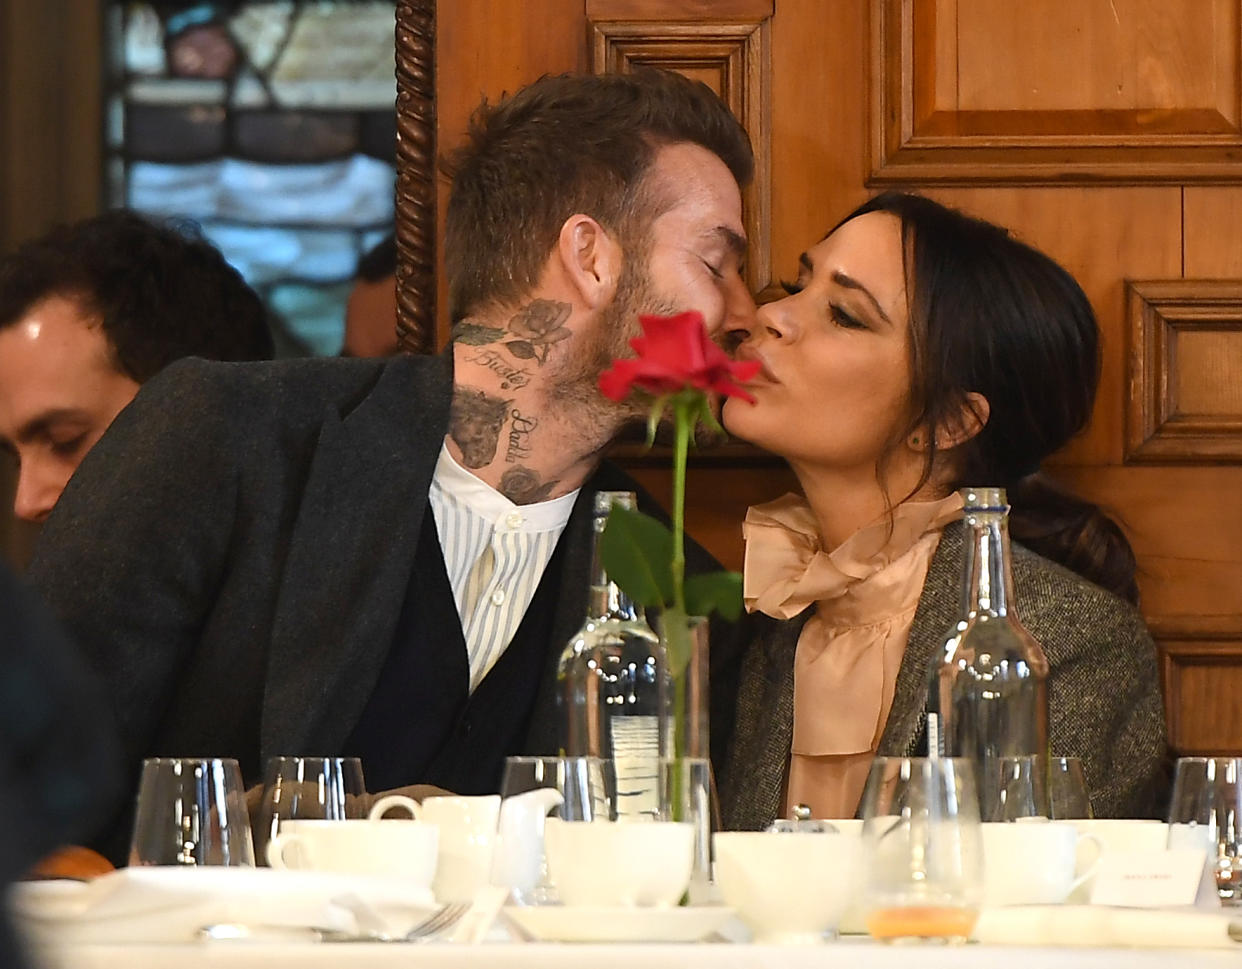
[503,905,735,943]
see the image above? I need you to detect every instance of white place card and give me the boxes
[1089,848,1214,908]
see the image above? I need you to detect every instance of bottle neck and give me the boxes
[588,520,643,622]
[962,513,1018,618]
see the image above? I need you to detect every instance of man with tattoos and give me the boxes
[27,69,755,863]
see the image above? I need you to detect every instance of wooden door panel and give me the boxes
[953,0,1232,113]
[872,0,1242,183]
[1186,188,1242,275]
[1056,464,1242,630]
[1163,642,1242,754]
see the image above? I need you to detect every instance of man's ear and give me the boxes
[556,214,622,310]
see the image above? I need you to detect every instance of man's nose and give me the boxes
[12,465,62,524]
[721,283,760,349]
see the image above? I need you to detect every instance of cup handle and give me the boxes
[369,793,422,820]
[265,832,303,869]
[1068,831,1104,894]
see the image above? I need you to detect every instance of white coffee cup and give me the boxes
[265,818,438,886]
[714,830,861,943]
[981,821,1101,906]
[1067,819,1168,902]
[544,819,694,908]
[368,793,423,820]
[420,795,501,904]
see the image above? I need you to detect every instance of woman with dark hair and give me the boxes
[718,192,1166,828]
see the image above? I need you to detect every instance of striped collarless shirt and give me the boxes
[428,441,579,692]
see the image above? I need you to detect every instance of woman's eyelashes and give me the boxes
[830,305,867,330]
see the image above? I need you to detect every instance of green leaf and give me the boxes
[506,340,536,359]
[684,570,744,621]
[600,505,674,609]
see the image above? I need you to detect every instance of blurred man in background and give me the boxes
[0,210,274,523]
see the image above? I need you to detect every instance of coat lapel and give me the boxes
[721,611,805,830]
[262,353,453,758]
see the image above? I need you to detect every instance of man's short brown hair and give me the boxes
[444,69,754,321]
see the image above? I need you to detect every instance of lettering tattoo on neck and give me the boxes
[466,348,532,390]
[449,387,512,469]
[506,409,538,463]
[450,300,571,366]
[500,466,558,504]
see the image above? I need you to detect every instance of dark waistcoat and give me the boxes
[343,510,565,793]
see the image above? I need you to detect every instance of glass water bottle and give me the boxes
[557,490,666,818]
[926,487,1050,821]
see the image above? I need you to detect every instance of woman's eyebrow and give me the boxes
[832,270,893,327]
[797,252,894,328]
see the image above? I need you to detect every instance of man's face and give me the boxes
[0,295,140,522]
[558,141,756,413]
[633,141,754,338]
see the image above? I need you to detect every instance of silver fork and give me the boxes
[199,902,472,945]
[402,901,472,942]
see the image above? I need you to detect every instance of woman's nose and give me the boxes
[752,298,794,342]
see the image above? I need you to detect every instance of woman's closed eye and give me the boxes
[830,304,867,330]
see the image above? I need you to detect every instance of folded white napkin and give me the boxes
[8,866,436,945]
[973,905,1241,948]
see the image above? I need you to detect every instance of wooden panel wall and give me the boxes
[0,0,103,566]
[430,0,1242,754]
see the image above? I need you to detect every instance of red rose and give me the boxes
[598,311,760,403]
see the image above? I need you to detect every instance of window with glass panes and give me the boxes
[105,1,397,356]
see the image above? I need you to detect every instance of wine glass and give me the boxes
[1167,757,1242,905]
[1048,757,1093,820]
[129,758,255,866]
[860,756,983,943]
[997,755,1093,821]
[254,756,367,864]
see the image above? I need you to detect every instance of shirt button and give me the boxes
[505,512,523,529]
[491,589,506,606]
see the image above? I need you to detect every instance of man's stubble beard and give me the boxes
[547,253,673,422]
[547,254,730,449]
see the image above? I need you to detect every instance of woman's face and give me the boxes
[723,211,914,475]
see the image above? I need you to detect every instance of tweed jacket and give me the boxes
[720,520,1169,830]
[28,350,711,852]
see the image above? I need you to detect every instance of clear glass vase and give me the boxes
[654,612,714,903]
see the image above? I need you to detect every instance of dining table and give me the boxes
[29,939,1242,969]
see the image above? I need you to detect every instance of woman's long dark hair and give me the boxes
[837,192,1138,604]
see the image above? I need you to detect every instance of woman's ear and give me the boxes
[555,214,622,310]
[939,392,990,449]
[906,392,990,452]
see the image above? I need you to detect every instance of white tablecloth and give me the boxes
[29,941,1242,969]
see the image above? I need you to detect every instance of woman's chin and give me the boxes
[721,397,768,448]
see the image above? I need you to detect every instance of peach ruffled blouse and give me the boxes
[742,492,964,820]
